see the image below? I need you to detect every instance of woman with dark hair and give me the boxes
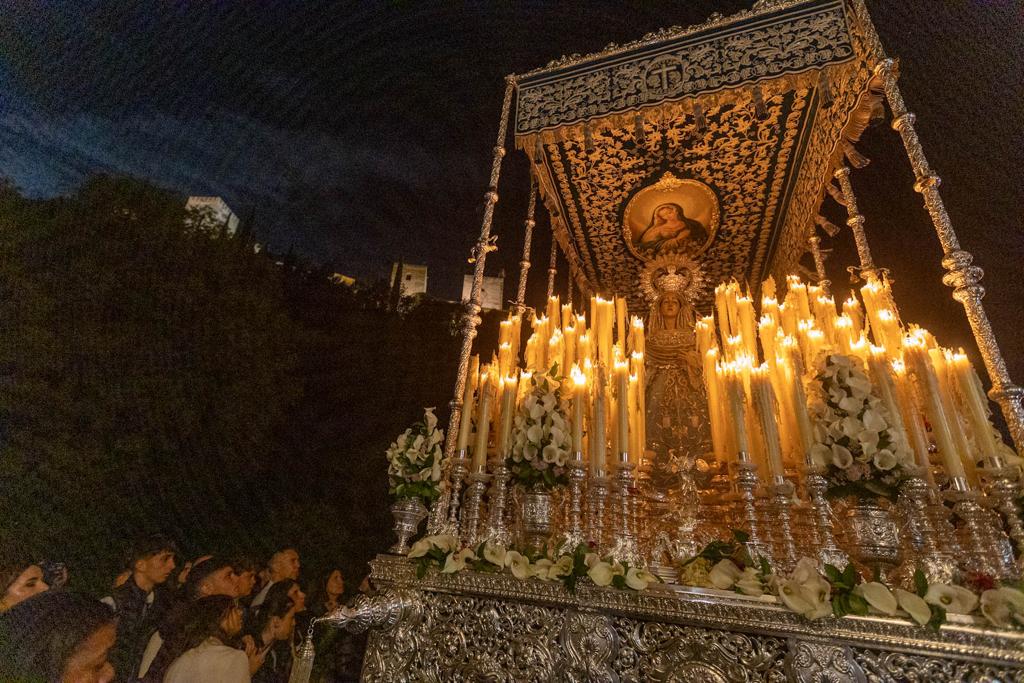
[636,202,708,257]
[0,591,116,683]
[245,583,299,683]
[1,553,49,612]
[161,595,253,683]
[307,568,345,618]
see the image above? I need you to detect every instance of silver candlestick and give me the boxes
[734,458,772,565]
[891,471,957,586]
[460,472,490,547]
[558,454,587,554]
[439,452,468,538]
[588,476,610,551]
[483,463,512,547]
[610,454,641,565]
[771,478,798,572]
[947,479,1013,578]
[804,468,848,569]
[985,465,1024,565]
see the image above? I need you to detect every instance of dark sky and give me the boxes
[1,1,1023,380]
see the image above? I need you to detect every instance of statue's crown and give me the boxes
[639,253,704,304]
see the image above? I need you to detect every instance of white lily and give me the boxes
[980,587,1024,629]
[895,588,932,625]
[708,559,743,590]
[625,567,656,591]
[548,555,574,580]
[872,449,898,471]
[925,583,979,615]
[856,581,898,615]
[584,552,601,568]
[482,543,506,567]
[429,535,460,553]
[735,568,765,596]
[442,548,476,573]
[830,443,854,469]
[588,561,615,587]
[407,538,432,559]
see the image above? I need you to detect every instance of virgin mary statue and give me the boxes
[640,256,712,465]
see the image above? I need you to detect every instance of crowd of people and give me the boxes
[0,536,368,682]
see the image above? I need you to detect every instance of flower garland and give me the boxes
[507,368,571,491]
[682,535,1024,631]
[807,353,914,500]
[384,408,446,503]
[408,536,658,593]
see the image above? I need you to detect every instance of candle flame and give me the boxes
[878,309,895,321]
[891,359,906,373]
[570,364,586,387]
[835,315,852,328]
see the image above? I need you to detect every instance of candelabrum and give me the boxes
[891,471,957,587]
[439,453,469,538]
[610,455,641,565]
[770,478,798,572]
[734,458,773,565]
[946,479,1015,579]
[804,468,848,570]
[985,465,1024,568]
[483,463,512,547]
[460,472,490,547]
[588,476,611,551]
[558,454,587,554]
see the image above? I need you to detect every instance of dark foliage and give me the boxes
[0,175,482,592]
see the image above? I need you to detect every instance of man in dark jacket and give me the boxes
[103,534,177,682]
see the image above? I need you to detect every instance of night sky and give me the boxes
[1,2,1022,380]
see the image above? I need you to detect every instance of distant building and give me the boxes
[463,273,504,311]
[390,262,428,296]
[186,196,239,236]
[330,273,356,287]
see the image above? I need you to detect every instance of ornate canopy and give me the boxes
[513,0,883,312]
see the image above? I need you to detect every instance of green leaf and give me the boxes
[832,594,849,618]
[824,564,843,584]
[844,563,860,587]
[848,593,869,616]
[732,529,750,544]
[926,604,946,631]
[759,557,772,577]
[415,561,428,579]
[612,574,626,590]
[914,568,928,598]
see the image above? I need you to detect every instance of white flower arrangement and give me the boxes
[385,408,446,503]
[508,369,572,491]
[807,353,914,500]
[407,537,658,592]
[681,535,1024,630]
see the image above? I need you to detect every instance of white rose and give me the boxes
[588,561,615,587]
[856,582,898,615]
[895,588,932,625]
[830,444,854,469]
[925,584,979,615]
[531,558,554,580]
[505,551,531,580]
[735,568,765,596]
[708,559,742,590]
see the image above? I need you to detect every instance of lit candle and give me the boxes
[723,362,750,458]
[456,355,480,452]
[835,314,856,353]
[814,295,838,346]
[705,349,727,462]
[577,332,591,366]
[547,296,560,330]
[498,319,512,348]
[510,314,522,365]
[563,325,576,372]
[752,364,785,481]
[950,351,1002,468]
[548,330,564,375]
[628,372,640,464]
[615,297,628,349]
[761,295,780,327]
[781,338,814,460]
[758,315,778,369]
[524,334,538,372]
[843,295,864,337]
[498,341,512,378]
[780,301,799,337]
[737,296,758,359]
[615,358,630,462]
[904,337,967,483]
[715,284,733,338]
[631,351,646,459]
[867,345,910,456]
[570,364,586,455]
[929,348,978,486]
[696,316,715,357]
[471,371,493,473]
[591,366,607,478]
[787,275,812,319]
[496,374,518,458]
[561,303,573,333]
[892,359,936,485]
[631,316,645,356]
[877,309,902,352]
